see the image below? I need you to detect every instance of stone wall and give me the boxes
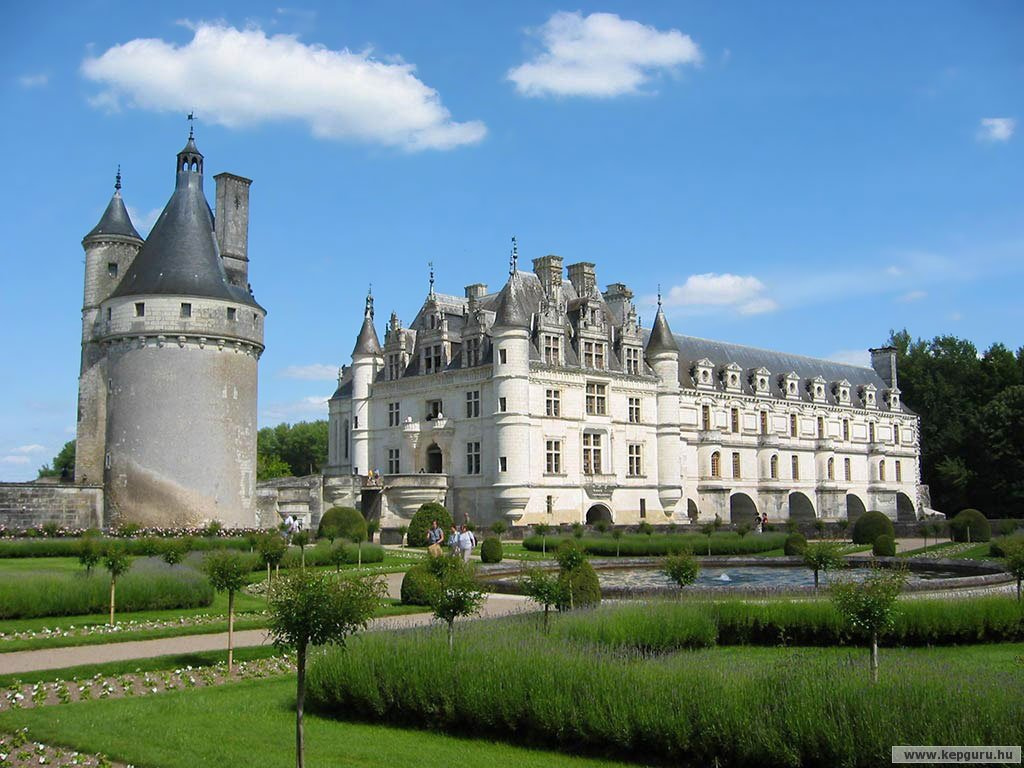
[256,475,325,531]
[0,483,104,530]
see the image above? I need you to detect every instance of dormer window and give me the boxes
[886,388,901,410]
[861,384,877,409]
[693,359,715,389]
[543,334,561,366]
[750,367,771,396]
[464,338,481,367]
[809,376,827,403]
[722,363,742,393]
[624,347,641,375]
[833,380,851,405]
[582,341,605,369]
[424,344,443,374]
[781,372,800,400]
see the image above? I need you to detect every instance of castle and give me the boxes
[322,243,922,532]
[74,131,265,527]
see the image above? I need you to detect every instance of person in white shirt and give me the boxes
[458,524,476,562]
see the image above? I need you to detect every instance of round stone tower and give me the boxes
[645,296,684,517]
[96,130,265,527]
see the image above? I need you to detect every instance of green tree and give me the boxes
[37,440,75,479]
[611,528,623,556]
[426,556,485,650]
[160,540,186,567]
[257,533,287,590]
[831,567,906,682]
[397,525,409,547]
[257,420,330,480]
[978,386,1024,518]
[204,550,255,671]
[103,545,132,625]
[664,551,700,590]
[521,568,564,633]
[291,530,310,568]
[533,523,551,555]
[268,570,384,768]
[490,520,508,540]
[77,537,101,576]
[802,541,845,589]
[1002,543,1024,602]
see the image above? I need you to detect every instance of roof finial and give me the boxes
[510,235,518,275]
[114,165,122,193]
[428,261,435,298]
[187,111,195,139]
[365,285,374,319]
[657,284,662,309]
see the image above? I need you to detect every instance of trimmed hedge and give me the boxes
[557,561,601,609]
[280,542,383,569]
[407,503,453,548]
[873,535,896,556]
[0,536,250,559]
[991,533,1024,558]
[851,511,895,545]
[522,532,787,557]
[318,507,366,542]
[0,568,214,619]
[784,533,807,555]
[480,537,503,564]
[950,509,991,543]
[400,564,439,606]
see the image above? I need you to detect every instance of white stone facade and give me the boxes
[326,254,922,529]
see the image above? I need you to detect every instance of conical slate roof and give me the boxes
[645,305,679,355]
[110,137,258,307]
[493,270,533,329]
[84,173,141,241]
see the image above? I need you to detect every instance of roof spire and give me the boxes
[365,285,374,319]
[187,111,195,139]
[428,261,435,299]
[657,283,662,309]
[114,165,122,193]
[509,235,519,275]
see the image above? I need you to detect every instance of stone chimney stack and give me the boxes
[532,255,563,292]
[464,283,488,301]
[869,346,898,388]
[566,261,597,296]
[214,173,252,288]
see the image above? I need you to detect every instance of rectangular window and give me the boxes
[107,262,118,278]
[585,382,607,416]
[895,460,902,482]
[844,457,852,481]
[625,347,641,375]
[545,439,562,474]
[702,404,711,431]
[893,425,899,445]
[227,307,237,321]
[790,414,798,438]
[545,389,561,417]
[843,419,850,441]
[628,397,641,424]
[499,348,507,364]
[466,442,481,475]
[791,455,800,481]
[426,400,442,420]
[817,416,825,438]
[424,344,443,374]
[106,307,111,321]
[388,402,400,427]
[639,498,647,518]
[464,337,480,367]
[760,411,768,435]
[465,390,480,418]
[388,353,403,380]
[628,443,643,477]
[582,341,605,369]
[498,456,507,473]
[134,302,145,317]
[732,452,741,479]
[869,422,876,443]
[387,448,400,475]
[731,408,740,433]
[498,397,507,413]
[583,433,602,475]
[543,334,560,365]
[179,302,192,319]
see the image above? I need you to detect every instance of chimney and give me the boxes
[868,346,898,388]
[464,283,488,300]
[602,282,633,325]
[566,261,597,297]
[214,173,252,288]
[532,255,563,291]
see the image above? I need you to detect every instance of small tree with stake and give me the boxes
[103,545,132,626]
[521,567,565,633]
[397,525,409,547]
[831,566,906,683]
[77,537,101,577]
[427,556,485,651]
[664,550,700,592]
[1004,543,1024,602]
[204,550,254,672]
[257,533,287,593]
[802,540,846,589]
[269,570,384,768]
[490,520,507,541]
[611,528,623,557]
[366,520,379,546]
[701,523,715,555]
[350,526,367,567]
[291,530,310,569]
[534,523,551,555]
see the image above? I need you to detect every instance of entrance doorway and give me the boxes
[426,443,443,474]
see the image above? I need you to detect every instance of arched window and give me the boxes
[827,456,835,480]
[791,455,800,481]
[770,454,779,479]
[710,451,721,478]
[879,459,886,482]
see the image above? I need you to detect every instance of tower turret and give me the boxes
[492,239,533,523]
[76,168,144,484]
[351,289,382,476]
[645,292,683,517]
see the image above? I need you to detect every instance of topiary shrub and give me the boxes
[480,537,503,564]
[318,507,367,543]
[950,509,990,543]
[851,510,895,545]
[784,533,807,556]
[872,534,896,556]
[558,561,601,609]
[407,502,454,548]
[400,563,439,606]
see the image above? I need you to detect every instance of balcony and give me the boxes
[583,474,617,499]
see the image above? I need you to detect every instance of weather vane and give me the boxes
[187,111,196,139]
[510,235,518,275]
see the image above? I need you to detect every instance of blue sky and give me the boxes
[1,1,1021,479]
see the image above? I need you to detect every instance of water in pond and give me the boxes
[596,565,965,590]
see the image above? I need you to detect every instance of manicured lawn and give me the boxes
[0,556,86,575]
[0,677,630,768]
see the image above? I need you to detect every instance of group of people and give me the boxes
[753,511,769,534]
[426,519,476,562]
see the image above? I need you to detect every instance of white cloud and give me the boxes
[978,117,1015,143]
[18,73,48,88]
[827,350,871,367]
[126,206,161,235]
[662,273,778,315]
[885,265,904,277]
[897,290,927,303]
[0,455,31,465]
[260,395,329,424]
[13,444,46,454]
[81,21,486,151]
[278,363,339,381]
[508,11,701,98]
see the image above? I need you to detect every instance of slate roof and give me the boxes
[352,315,383,357]
[491,270,539,328]
[645,307,679,355]
[85,189,141,241]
